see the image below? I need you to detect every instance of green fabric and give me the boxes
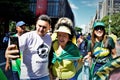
[0,68,7,80]
[87,37,115,52]
[93,56,120,80]
[52,41,82,64]
[88,37,115,80]
[93,22,105,28]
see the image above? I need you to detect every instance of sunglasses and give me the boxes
[94,27,104,31]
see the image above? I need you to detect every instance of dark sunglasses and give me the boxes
[94,27,104,31]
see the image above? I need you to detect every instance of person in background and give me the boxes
[84,21,117,79]
[86,33,91,40]
[77,33,88,58]
[5,21,27,80]
[3,33,10,49]
[49,17,82,80]
[5,15,52,80]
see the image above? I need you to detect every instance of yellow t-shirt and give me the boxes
[52,60,76,79]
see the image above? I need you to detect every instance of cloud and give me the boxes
[81,0,98,7]
[69,3,79,10]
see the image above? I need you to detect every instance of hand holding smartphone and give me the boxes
[10,36,20,57]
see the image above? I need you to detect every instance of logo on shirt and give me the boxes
[37,43,49,58]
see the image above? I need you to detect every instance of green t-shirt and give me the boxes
[87,37,115,63]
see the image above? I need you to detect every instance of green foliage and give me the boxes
[74,26,82,34]
[9,21,16,32]
[101,13,120,37]
[0,0,35,25]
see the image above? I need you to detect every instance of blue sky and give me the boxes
[68,0,102,28]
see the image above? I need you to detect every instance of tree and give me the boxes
[74,26,82,35]
[101,13,120,37]
[0,0,35,33]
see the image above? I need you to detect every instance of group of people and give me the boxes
[4,14,117,80]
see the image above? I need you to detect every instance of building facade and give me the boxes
[89,0,120,33]
[29,0,74,31]
[97,0,120,20]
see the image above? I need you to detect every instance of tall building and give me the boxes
[29,0,74,30]
[89,0,120,33]
[97,0,120,20]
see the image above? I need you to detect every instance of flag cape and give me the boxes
[93,56,120,80]
[52,41,82,64]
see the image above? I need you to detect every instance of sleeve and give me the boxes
[108,37,115,49]
[19,33,28,52]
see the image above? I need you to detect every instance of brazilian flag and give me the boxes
[93,56,120,80]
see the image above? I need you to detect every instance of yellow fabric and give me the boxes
[52,60,76,79]
[109,34,117,44]
[51,33,57,41]
[94,47,110,57]
[72,35,77,45]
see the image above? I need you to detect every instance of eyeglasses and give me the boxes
[94,27,104,31]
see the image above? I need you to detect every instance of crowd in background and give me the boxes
[2,14,120,80]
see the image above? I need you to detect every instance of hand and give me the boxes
[83,54,91,63]
[5,44,20,59]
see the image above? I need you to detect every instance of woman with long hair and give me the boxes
[84,21,117,79]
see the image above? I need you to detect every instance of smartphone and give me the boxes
[10,36,20,56]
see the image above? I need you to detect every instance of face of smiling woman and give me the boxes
[57,32,70,48]
[94,27,104,38]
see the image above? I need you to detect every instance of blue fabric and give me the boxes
[93,63,104,74]
[16,21,25,27]
[12,71,19,80]
[78,40,88,57]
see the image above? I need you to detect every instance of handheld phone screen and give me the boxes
[10,36,20,56]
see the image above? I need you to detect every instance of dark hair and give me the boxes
[37,14,51,25]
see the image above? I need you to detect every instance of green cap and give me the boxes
[93,22,105,28]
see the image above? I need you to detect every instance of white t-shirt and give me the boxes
[19,31,52,79]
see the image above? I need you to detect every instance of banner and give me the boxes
[93,56,120,80]
[36,0,47,17]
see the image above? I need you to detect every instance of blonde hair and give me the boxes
[54,17,73,31]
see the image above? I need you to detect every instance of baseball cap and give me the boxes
[16,21,25,27]
[93,22,105,28]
